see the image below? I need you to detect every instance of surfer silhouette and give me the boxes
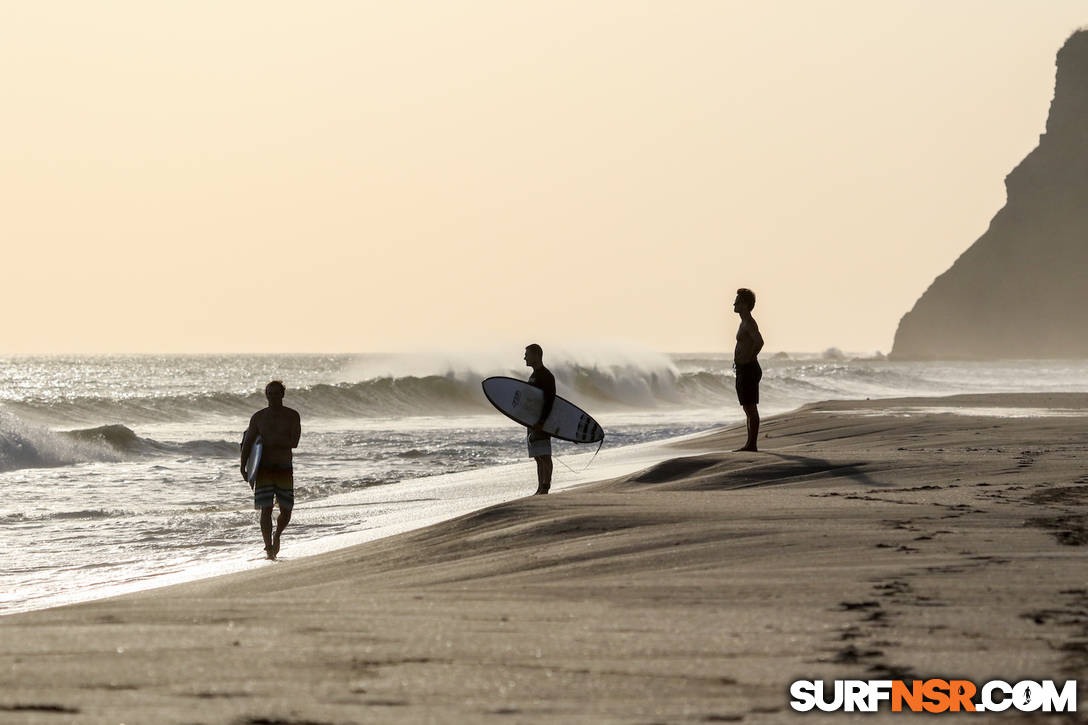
[733,288,764,452]
[241,380,301,559]
[524,344,556,495]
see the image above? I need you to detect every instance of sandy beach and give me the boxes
[3,393,1087,724]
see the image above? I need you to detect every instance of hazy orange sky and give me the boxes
[3,2,1084,354]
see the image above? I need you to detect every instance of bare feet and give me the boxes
[264,545,276,560]
[533,487,549,495]
[272,533,282,558]
[732,446,758,453]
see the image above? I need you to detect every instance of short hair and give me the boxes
[525,343,543,357]
[736,288,756,310]
[265,380,286,398]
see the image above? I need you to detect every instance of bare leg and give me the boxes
[741,404,760,451]
[534,456,553,495]
[259,506,275,557]
[272,507,292,556]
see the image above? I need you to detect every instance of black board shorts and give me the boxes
[735,361,762,406]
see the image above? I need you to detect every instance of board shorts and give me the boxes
[527,430,552,458]
[735,361,762,406]
[253,467,294,510]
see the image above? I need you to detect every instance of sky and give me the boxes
[2,1,1085,354]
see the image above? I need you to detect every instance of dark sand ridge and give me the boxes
[2,393,1087,724]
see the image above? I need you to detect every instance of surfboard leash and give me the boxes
[554,435,605,475]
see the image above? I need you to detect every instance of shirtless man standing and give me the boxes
[523,344,556,495]
[733,288,764,452]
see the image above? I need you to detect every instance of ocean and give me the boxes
[3,350,1087,615]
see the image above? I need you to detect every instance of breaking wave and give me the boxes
[63,424,237,458]
[0,412,237,473]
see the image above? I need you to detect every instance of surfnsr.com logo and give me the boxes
[790,679,1077,713]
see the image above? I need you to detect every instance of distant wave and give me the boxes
[0,364,959,427]
[6,356,1084,430]
[1,365,687,424]
[2,366,731,424]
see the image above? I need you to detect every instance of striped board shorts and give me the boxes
[253,467,295,510]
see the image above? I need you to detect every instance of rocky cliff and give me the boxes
[891,29,1088,360]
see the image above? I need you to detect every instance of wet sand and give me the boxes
[3,393,1087,724]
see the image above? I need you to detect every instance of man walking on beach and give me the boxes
[524,344,556,495]
[241,380,301,559]
[733,288,764,452]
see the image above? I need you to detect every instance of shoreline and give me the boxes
[3,392,1088,722]
[2,420,737,617]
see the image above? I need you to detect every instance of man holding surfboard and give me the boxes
[480,353,604,493]
[733,288,764,452]
[241,380,302,559]
[523,344,556,495]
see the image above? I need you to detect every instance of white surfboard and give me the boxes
[481,376,604,444]
[243,435,263,487]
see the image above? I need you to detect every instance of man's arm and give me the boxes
[240,414,259,476]
[290,410,301,448]
[750,320,765,356]
[535,373,556,427]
